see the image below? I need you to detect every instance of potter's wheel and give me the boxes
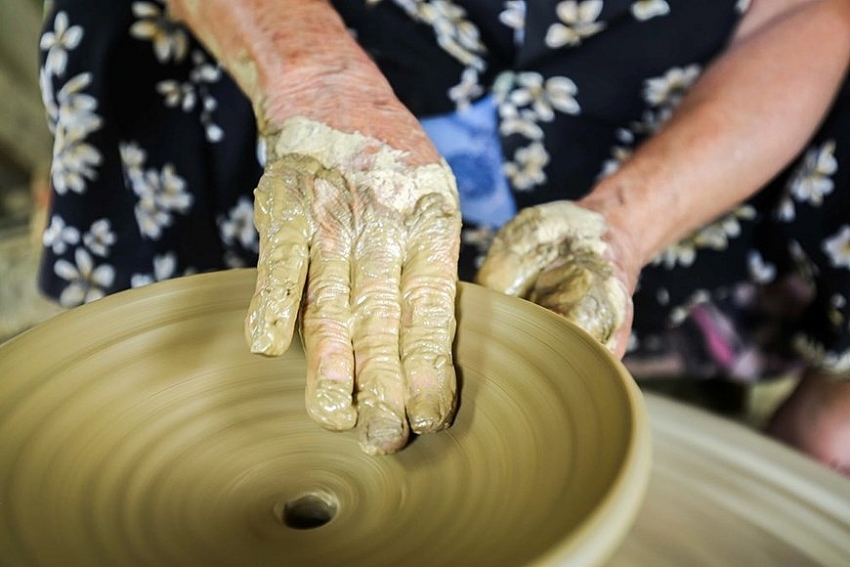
[0,270,651,566]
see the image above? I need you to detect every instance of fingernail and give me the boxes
[358,416,408,456]
[307,386,356,431]
[408,393,455,434]
[245,307,292,356]
[306,359,357,431]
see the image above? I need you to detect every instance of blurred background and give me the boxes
[0,0,63,343]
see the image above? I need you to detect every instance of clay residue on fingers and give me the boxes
[348,203,408,454]
[250,117,460,453]
[268,117,460,213]
[404,358,457,434]
[401,193,461,434]
[476,203,607,295]
[304,351,357,431]
[357,403,409,456]
[245,159,317,356]
[299,169,358,430]
[477,201,628,352]
[530,248,627,351]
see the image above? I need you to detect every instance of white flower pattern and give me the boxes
[218,197,259,253]
[43,215,81,255]
[40,24,105,198]
[36,1,850,377]
[40,11,83,76]
[504,142,550,190]
[794,334,850,374]
[129,1,189,63]
[83,219,117,257]
[747,250,777,285]
[500,1,526,45]
[644,64,701,108]
[155,50,225,142]
[497,101,544,140]
[131,253,178,288]
[396,0,488,111]
[508,73,580,120]
[448,67,484,110]
[598,129,635,178]
[653,206,756,269]
[418,1,486,69]
[631,0,670,21]
[50,80,103,195]
[54,248,115,307]
[545,1,606,48]
[823,225,850,270]
[668,289,711,326]
[120,141,193,240]
[789,140,837,205]
[495,71,580,190]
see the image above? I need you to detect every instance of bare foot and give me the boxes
[766,370,850,475]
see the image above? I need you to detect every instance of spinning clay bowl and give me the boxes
[0,269,651,566]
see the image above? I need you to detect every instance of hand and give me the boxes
[476,201,634,358]
[166,0,462,454]
[245,117,462,456]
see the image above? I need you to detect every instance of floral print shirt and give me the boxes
[39,0,850,375]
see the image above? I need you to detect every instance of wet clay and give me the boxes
[0,272,650,566]
[246,117,461,455]
[476,201,628,352]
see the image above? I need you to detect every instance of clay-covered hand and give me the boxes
[476,201,633,358]
[245,118,462,456]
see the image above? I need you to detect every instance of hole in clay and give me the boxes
[279,493,338,529]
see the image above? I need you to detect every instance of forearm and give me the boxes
[169,0,400,128]
[581,0,850,271]
[168,0,440,164]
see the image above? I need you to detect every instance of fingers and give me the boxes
[350,205,408,455]
[250,141,462,453]
[301,171,357,431]
[529,250,629,353]
[476,201,630,354]
[245,158,314,356]
[475,202,611,298]
[401,193,461,434]
[474,206,562,297]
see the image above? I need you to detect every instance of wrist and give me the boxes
[258,59,396,133]
[574,193,645,294]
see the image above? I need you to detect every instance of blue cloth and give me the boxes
[420,95,516,229]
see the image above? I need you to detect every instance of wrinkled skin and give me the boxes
[171,0,850,471]
[246,118,461,455]
[165,0,464,456]
[476,201,633,357]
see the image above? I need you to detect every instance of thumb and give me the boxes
[475,202,608,297]
[473,206,561,296]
